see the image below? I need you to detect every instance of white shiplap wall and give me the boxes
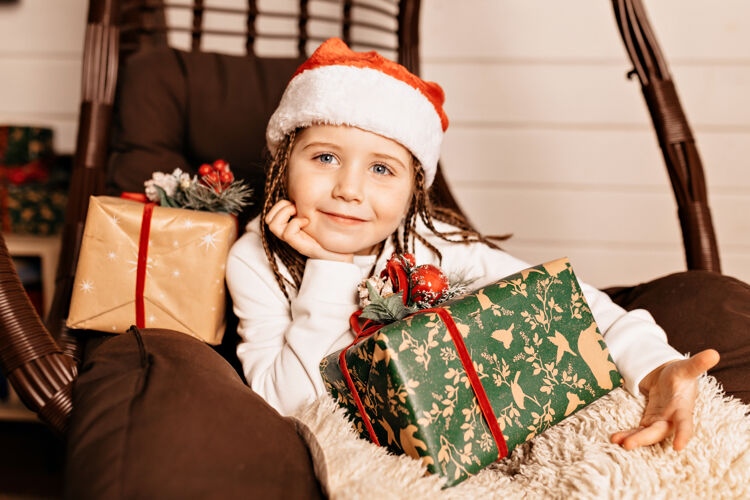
[0,0,87,154]
[0,0,747,287]
[421,0,750,287]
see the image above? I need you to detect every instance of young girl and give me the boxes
[226,38,719,452]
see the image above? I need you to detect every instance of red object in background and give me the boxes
[1,160,51,185]
[198,164,213,177]
[212,159,229,172]
[199,159,235,193]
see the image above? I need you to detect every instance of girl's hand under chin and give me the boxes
[265,200,354,263]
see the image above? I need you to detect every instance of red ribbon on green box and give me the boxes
[342,308,509,461]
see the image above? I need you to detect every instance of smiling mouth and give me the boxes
[321,211,367,225]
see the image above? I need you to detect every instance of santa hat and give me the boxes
[266,37,448,187]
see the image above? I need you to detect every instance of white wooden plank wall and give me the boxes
[421,0,750,287]
[0,0,747,287]
[0,0,87,155]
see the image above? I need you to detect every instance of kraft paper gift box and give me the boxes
[320,257,623,487]
[67,196,237,344]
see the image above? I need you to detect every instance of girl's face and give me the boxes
[287,124,414,255]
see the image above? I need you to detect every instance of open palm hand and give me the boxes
[611,349,720,451]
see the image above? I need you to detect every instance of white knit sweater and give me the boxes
[226,217,683,416]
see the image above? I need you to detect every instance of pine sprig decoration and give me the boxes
[181,178,252,215]
[144,160,252,215]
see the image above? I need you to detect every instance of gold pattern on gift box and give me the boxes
[321,257,623,487]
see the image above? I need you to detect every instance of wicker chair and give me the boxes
[0,0,724,465]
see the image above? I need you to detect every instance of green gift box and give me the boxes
[1,182,67,235]
[320,257,623,487]
[0,126,54,165]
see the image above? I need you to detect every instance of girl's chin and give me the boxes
[315,237,376,256]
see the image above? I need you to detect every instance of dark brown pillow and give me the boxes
[65,328,324,499]
[106,47,304,226]
[606,271,750,404]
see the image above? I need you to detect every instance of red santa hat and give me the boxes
[266,37,449,187]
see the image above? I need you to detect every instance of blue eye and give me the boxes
[371,164,392,176]
[317,153,336,164]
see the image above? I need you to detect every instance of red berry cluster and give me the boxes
[198,159,234,193]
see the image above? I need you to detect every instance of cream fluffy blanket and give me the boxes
[294,376,750,499]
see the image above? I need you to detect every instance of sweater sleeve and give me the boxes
[436,240,684,396]
[226,233,360,416]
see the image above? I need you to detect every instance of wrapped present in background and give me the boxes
[320,258,623,487]
[67,196,238,344]
[0,126,70,235]
[0,125,54,167]
[2,180,68,235]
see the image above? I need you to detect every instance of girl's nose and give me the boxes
[332,166,364,202]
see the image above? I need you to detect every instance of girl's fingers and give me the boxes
[282,216,308,241]
[265,200,293,224]
[671,407,694,451]
[266,204,297,237]
[281,217,315,254]
[682,349,720,379]
[610,429,638,445]
[615,420,672,450]
[613,351,711,453]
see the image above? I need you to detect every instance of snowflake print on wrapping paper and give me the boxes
[106,251,117,261]
[199,231,222,251]
[79,280,95,293]
[183,218,194,229]
[127,251,154,276]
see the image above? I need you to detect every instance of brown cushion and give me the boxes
[106,47,304,226]
[64,328,324,499]
[606,271,750,404]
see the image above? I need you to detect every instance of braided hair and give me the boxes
[260,130,506,301]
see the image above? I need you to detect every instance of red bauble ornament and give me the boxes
[409,264,449,306]
[401,253,416,267]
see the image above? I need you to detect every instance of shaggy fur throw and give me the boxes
[293,376,750,499]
